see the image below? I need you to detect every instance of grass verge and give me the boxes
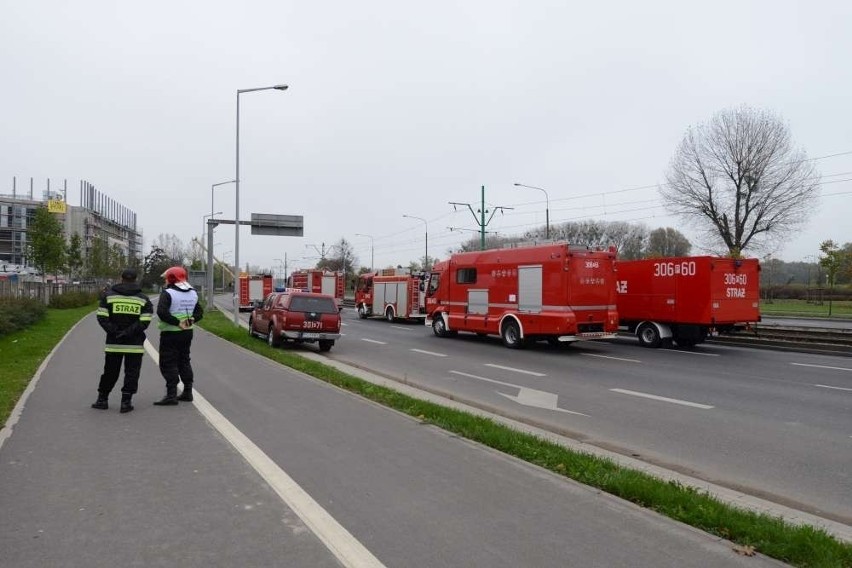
[0,305,95,426]
[761,299,852,318]
[198,309,851,568]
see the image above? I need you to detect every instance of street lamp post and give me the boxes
[355,233,374,272]
[202,212,222,269]
[514,183,550,240]
[402,214,428,270]
[234,83,288,324]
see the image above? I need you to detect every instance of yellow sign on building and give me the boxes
[47,199,67,214]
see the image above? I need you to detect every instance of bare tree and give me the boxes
[151,233,187,264]
[662,105,819,257]
[646,227,692,258]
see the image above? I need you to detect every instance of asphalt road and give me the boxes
[308,308,852,527]
[0,312,789,567]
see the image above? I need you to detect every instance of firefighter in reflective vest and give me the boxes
[92,268,153,413]
[154,266,204,406]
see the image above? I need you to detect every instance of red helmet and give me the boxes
[161,266,188,285]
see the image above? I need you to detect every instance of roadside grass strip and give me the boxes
[200,308,851,568]
[0,304,95,427]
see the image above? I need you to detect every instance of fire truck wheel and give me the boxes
[357,304,368,319]
[433,315,449,337]
[385,306,395,322]
[318,339,334,352]
[501,320,524,349]
[637,323,661,348]
[267,325,281,348]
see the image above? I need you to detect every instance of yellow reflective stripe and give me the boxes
[158,322,183,331]
[105,345,145,353]
[106,296,146,306]
[97,309,109,316]
[139,315,153,322]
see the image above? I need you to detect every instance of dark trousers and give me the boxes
[98,352,143,396]
[159,331,194,393]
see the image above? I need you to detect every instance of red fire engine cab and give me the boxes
[355,268,426,321]
[615,256,761,348]
[287,269,345,307]
[426,243,619,348]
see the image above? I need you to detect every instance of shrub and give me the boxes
[0,297,48,337]
[48,291,99,309]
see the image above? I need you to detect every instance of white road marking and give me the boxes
[410,348,447,357]
[581,353,641,363]
[142,340,385,568]
[450,371,587,416]
[360,338,387,345]
[390,325,414,332]
[663,349,720,357]
[484,363,546,377]
[610,388,714,409]
[815,384,852,392]
[792,362,852,372]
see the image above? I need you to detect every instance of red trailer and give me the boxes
[355,268,426,321]
[615,256,761,348]
[426,243,619,348]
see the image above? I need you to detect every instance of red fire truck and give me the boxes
[615,256,761,348]
[425,243,619,348]
[287,269,345,306]
[355,268,426,321]
[238,273,273,311]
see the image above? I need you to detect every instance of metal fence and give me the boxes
[0,280,107,303]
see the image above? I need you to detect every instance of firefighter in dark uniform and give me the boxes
[92,268,153,413]
[154,266,203,405]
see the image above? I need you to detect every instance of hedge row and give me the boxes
[0,292,98,337]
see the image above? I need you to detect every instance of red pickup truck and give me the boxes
[248,290,342,352]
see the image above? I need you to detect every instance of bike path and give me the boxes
[0,313,786,567]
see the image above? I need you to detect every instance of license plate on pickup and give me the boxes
[301,332,320,339]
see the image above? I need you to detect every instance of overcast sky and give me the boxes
[2,0,850,274]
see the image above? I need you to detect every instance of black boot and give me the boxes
[177,384,193,402]
[91,395,109,410]
[120,394,134,414]
[153,389,179,406]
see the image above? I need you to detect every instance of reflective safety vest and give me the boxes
[158,287,199,332]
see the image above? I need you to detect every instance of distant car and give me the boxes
[248,290,342,352]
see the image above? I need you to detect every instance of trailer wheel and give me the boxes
[637,323,661,348]
[357,304,368,319]
[267,324,281,347]
[385,306,395,322]
[432,315,449,337]
[501,320,524,349]
[318,339,334,352]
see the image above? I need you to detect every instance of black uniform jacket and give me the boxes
[96,282,154,353]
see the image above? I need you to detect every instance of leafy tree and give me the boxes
[819,240,842,289]
[662,105,819,256]
[87,234,110,278]
[646,227,692,258]
[26,206,67,279]
[65,232,85,280]
[143,246,173,289]
[838,242,852,285]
